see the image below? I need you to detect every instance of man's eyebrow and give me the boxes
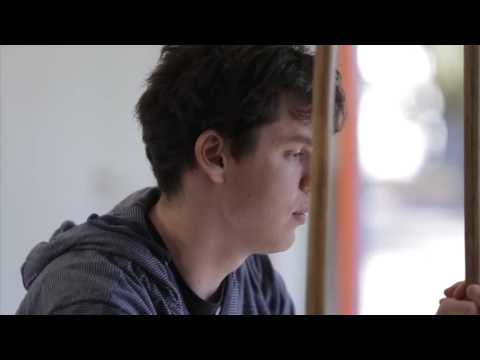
[281,135,312,146]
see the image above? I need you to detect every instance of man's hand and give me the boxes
[437,281,480,315]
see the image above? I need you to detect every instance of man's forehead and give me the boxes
[259,94,313,145]
[281,133,312,146]
[266,115,312,146]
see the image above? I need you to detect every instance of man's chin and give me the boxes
[263,234,296,254]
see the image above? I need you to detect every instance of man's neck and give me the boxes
[148,194,248,301]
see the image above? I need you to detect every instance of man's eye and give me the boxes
[291,151,306,158]
[286,151,306,159]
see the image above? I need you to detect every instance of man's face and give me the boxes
[221,98,311,254]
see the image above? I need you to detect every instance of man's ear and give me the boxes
[194,130,227,184]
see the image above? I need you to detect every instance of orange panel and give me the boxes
[336,45,359,315]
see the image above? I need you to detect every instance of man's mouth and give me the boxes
[292,211,308,224]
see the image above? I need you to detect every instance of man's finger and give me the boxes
[437,298,478,315]
[444,281,464,297]
[453,282,467,299]
[466,285,480,307]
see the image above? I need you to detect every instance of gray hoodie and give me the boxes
[16,187,295,315]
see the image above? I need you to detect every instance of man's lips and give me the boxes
[292,210,308,224]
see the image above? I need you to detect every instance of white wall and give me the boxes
[0,45,309,314]
[0,45,160,314]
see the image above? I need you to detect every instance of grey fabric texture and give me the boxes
[16,188,295,315]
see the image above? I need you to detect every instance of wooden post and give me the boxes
[306,45,338,315]
[464,45,480,286]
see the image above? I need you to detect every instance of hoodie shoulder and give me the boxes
[17,187,182,315]
[17,247,156,314]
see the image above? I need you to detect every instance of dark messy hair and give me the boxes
[136,45,346,197]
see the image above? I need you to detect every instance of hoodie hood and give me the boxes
[21,187,171,290]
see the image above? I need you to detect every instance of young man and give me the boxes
[16,46,479,315]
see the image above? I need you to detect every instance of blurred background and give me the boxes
[0,45,465,315]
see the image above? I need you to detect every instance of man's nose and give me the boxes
[300,165,311,194]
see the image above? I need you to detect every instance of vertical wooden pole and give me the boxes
[464,45,480,286]
[306,45,338,315]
